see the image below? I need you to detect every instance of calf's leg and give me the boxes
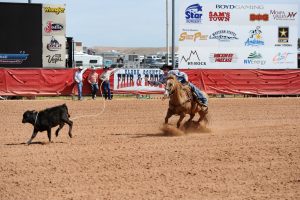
[47,128,52,143]
[55,123,65,137]
[62,118,73,138]
[27,129,38,145]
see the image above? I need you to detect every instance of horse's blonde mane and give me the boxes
[166,74,183,91]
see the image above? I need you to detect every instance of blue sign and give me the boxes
[185,4,203,24]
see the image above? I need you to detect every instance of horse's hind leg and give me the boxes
[188,113,195,122]
[165,109,173,124]
[177,113,185,128]
[197,108,208,123]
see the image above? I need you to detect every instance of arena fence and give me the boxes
[0,68,300,96]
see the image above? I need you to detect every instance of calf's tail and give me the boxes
[62,103,71,118]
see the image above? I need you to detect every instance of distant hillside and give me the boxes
[91,46,178,55]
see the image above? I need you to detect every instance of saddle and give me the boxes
[181,83,193,101]
[181,83,207,112]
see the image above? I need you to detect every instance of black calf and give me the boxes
[22,104,73,145]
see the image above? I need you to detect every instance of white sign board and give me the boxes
[42,4,66,68]
[113,69,165,93]
[178,1,299,69]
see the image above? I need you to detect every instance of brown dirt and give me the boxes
[0,98,300,200]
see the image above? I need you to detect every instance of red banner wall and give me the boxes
[183,69,300,95]
[0,68,300,96]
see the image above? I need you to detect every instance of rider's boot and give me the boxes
[195,98,208,112]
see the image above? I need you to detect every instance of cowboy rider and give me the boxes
[148,64,208,107]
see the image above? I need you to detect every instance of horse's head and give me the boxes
[165,75,179,97]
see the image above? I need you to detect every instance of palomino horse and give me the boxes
[164,75,208,128]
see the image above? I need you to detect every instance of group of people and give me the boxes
[74,66,116,100]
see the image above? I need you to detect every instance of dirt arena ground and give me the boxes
[0,97,299,200]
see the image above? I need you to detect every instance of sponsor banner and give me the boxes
[178,1,298,69]
[43,36,66,68]
[179,47,297,69]
[179,2,298,26]
[42,4,66,36]
[42,4,66,68]
[113,69,165,93]
[179,25,277,48]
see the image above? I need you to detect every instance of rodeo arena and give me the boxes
[1,1,300,200]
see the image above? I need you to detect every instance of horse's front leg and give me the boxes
[165,109,173,124]
[177,113,186,128]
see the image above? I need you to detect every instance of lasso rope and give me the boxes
[70,69,114,120]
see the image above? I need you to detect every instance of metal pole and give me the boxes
[28,0,31,3]
[171,0,175,69]
[166,0,169,65]
[72,40,75,67]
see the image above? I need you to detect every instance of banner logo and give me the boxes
[209,30,238,42]
[273,52,293,64]
[0,53,29,64]
[180,50,206,66]
[44,21,64,33]
[245,26,264,46]
[179,32,208,41]
[209,12,230,21]
[244,51,266,65]
[275,27,292,47]
[209,53,237,63]
[44,7,65,15]
[185,4,203,24]
[270,10,297,20]
[216,4,264,10]
[47,36,62,51]
[250,14,269,21]
[46,54,63,64]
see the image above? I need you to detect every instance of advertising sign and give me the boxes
[42,36,66,67]
[178,1,299,69]
[42,4,66,68]
[0,3,42,68]
[113,69,165,93]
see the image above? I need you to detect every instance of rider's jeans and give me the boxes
[189,82,208,105]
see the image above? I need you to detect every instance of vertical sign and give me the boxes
[178,1,299,69]
[42,4,66,68]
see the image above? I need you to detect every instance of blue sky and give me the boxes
[0,0,299,47]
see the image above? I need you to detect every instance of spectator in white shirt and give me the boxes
[74,66,87,100]
[99,66,118,100]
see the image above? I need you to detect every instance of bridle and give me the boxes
[166,79,192,106]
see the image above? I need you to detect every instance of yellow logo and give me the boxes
[179,32,208,41]
[44,7,65,15]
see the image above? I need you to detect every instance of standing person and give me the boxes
[148,64,208,107]
[99,66,118,100]
[74,66,87,100]
[88,66,99,100]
